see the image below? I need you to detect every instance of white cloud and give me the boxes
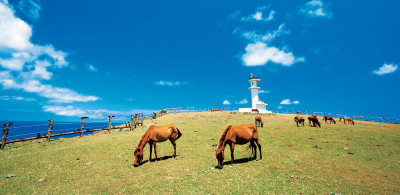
[372,63,398,75]
[222,100,231,105]
[0,2,33,51]
[43,105,85,116]
[301,0,332,19]
[242,23,289,43]
[242,6,275,22]
[0,78,99,103]
[43,105,156,119]
[277,106,282,109]
[0,2,99,103]
[280,99,300,105]
[18,0,41,20]
[259,89,269,94]
[155,80,186,86]
[280,99,291,105]
[87,64,98,72]
[252,12,263,21]
[0,95,36,101]
[242,42,304,66]
[235,99,248,104]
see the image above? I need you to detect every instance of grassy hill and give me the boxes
[1,112,400,194]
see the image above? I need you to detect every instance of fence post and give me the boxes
[130,115,134,131]
[47,120,54,142]
[1,122,13,150]
[80,117,89,137]
[108,115,115,133]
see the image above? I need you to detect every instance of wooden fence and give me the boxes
[0,112,153,150]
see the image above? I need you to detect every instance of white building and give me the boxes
[239,74,272,114]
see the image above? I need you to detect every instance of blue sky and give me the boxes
[0,0,399,122]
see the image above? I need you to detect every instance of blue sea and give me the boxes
[0,120,128,141]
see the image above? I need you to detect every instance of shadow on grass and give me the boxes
[133,155,178,167]
[215,156,258,169]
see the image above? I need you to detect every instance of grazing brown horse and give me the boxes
[323,116,336,124]
[255,116,263,127]
[339,117,354,125]
[296,111,301,115]
[133,124,182,166]
[307,115,321,128]
[215,124,262,169]
[294,116,305,127]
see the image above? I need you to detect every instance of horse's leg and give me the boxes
[255,139,262,160]
[154,142,158,161]
[149,142,153,162]
[170,139,177,158]
[229,142,235,165]
[252,141,257,160]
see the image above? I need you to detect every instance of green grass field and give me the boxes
[1,112,400,194]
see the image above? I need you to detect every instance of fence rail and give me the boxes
[0,110,164,150]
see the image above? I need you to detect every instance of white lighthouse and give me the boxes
[239,73,271,114]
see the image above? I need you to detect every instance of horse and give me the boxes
[133,124,182,166]
[339,117,354,125]
[323,116,336,124]
[255,116,263,127]
[296,111,301,115]
[214,124,262,169]
[307,115,321,128]
[294,116,305,127]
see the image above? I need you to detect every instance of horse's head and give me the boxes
[261,122,264,127]
[133,148,143,166]
[214,148,224,169]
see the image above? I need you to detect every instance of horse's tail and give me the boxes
[176,128,182,140]
[247,140,257,158]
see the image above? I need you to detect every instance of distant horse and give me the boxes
[251,109,259,114]
[133,124,182,166]
[296,111,301,115]
[215,124,262,169]
[339,117,354,125]
[294,116,305,127]
[307,115,321,128]
[255,116,263,127]
[323,116,336,124]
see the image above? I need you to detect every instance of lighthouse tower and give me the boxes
[249,73,261,109]
[239,73,271,114]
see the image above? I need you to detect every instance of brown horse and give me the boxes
[294,116,305,127]
[339,117,354,125]
[296,111,301,115]
[255,116,263,127]
[323,116,336,124]
[307,115,321,128]
[215,124,262,169]
[133,124,182,166]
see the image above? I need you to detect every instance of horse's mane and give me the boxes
[134,125,153,151]
[217,125,232,151]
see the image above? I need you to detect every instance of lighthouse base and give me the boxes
[238,108,272,114]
